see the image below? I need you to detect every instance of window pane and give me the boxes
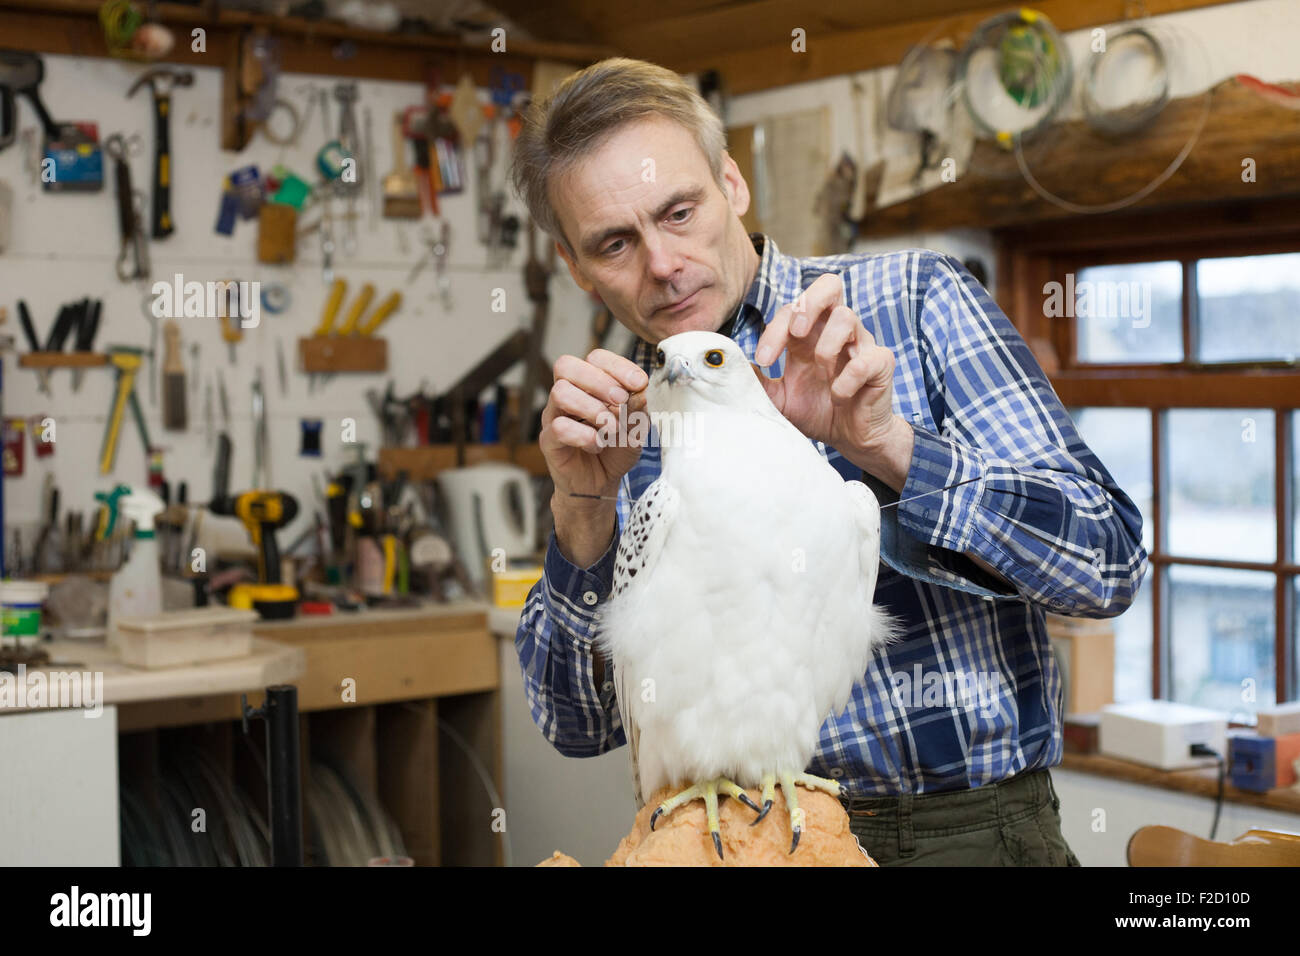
[1072,261,1183,364]
[1071,408,1153,553]
[1166,409,1275,562]
[1115,566,1154,702]
[1196,253,1300,363]
[1169,565,1275,714]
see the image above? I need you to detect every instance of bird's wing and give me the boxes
[835,479,901,711]
[603,474,679,808]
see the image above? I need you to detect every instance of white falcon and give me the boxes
[597,330,898,858]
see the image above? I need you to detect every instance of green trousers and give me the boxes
[844,768,1082,866]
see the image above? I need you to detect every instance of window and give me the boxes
[997,198,1300,715]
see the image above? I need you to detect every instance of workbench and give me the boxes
[0,601,504,866]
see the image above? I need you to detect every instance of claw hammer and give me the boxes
[128,67,194,239]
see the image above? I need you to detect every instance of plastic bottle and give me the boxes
[106,487,166,651]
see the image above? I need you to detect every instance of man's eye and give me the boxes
[654,349,665,368]
[668,207,692,223]
[602,240,625,256]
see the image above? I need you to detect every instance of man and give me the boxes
[510,57,1147,865]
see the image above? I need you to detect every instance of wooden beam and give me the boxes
[0,0,612,86]
[1050,370,1300,408]
[860,76,1300,237]
[656,0,1246,95]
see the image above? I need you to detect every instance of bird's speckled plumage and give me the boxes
[596,331,898,805]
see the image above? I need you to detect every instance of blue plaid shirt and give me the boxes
[515,233,1148,797]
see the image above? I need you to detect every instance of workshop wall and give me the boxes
[0,53,607,558]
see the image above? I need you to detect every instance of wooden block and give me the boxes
[257,202,297,264]
[18,352,107,369]
[377,443,548,481]
[299,336,387,373]
[1047,614,1114,715]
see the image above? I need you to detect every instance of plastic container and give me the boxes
[106,488,165,651]
[115,607,259,669]
[491,564,544,609]
[0,580,49,648]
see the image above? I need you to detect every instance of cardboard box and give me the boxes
[1229,732,1300,792]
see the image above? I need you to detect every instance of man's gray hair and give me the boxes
[510,57,727,258]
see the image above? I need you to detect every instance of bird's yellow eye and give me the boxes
[704,349,725,367]
[654,349,666,368]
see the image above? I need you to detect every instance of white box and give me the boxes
[116,607,259,669]
[1099,700,1229,770]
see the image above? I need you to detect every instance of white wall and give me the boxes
[0,54,602,561]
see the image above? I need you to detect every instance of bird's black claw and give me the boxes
[650,807,663,831]
[789,826,801,854]
[738,793,762,814]
[750,799,773,826]
[713,831,724,860]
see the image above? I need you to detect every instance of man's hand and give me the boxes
[753,274,912,488]
[541,349,649,567]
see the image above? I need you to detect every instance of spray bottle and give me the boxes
[106,486,165,651]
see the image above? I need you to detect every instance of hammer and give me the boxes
[128,68,194,239]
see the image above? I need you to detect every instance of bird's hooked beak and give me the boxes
[666,354,694,385]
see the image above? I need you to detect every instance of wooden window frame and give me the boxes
[995,195,1300,707]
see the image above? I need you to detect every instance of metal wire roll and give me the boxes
[1083,25,1171,136]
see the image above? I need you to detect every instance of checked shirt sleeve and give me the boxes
[898,253,1148,617]
[513,495,627,757]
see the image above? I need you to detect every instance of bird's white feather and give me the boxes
[596,331,898,805]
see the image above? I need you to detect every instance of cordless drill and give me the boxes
[211,489,299,619]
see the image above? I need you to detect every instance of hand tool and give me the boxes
[127,67,194,238]
[40,298,84,396]
[0,50,61,150]
[217,369,230,425]
[71,298,102,392]
[334,83,361,255]
[252,367,270,489]
[309,277,347,393]
[204,379,214,449]
[315,288,402,389]
[336,282,374,335]
[409,221,452,309]
[276,337,288,396]
[382,110,420,219]
[404,106,437,216]
[100,347,144,474]
[17,300,54,396]
[219,310,243,366]
[139,292,159,404]
[106,133,149,282]
[189,342,199,399]
[363,104,377,231]
[162,320,186,430]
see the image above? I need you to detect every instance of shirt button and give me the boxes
[830,768,845,778]
[1092,549,1104,566]
[582,590,598,606]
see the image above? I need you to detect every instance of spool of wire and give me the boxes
[1082,25,1171,136]
[956,8,1074,149]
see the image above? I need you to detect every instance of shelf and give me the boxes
[859,76,1300,238]
[17,352,108,369]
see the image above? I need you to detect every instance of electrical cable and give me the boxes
[1191,743,1225,841]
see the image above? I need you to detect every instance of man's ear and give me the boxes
[721,151,751,220]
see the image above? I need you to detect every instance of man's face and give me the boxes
[551,115,758,345]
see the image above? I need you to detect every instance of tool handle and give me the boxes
[0,88,14,151]
[114,156,134,239]
[16,300,42,352]
[151,93,173,238]
[74,299,102,351]
[47,300,84,351]
[337,283,375,335]
[220,312,242,344]
[315,278,347,335]
[391,112,409,175]
[358,291,402,336]
[20,86,60,143]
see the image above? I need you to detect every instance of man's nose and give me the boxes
[643,232,684,281]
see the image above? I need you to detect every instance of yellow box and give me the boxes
[491,565,544,608]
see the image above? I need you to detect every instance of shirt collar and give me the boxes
[630,232,799,370]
